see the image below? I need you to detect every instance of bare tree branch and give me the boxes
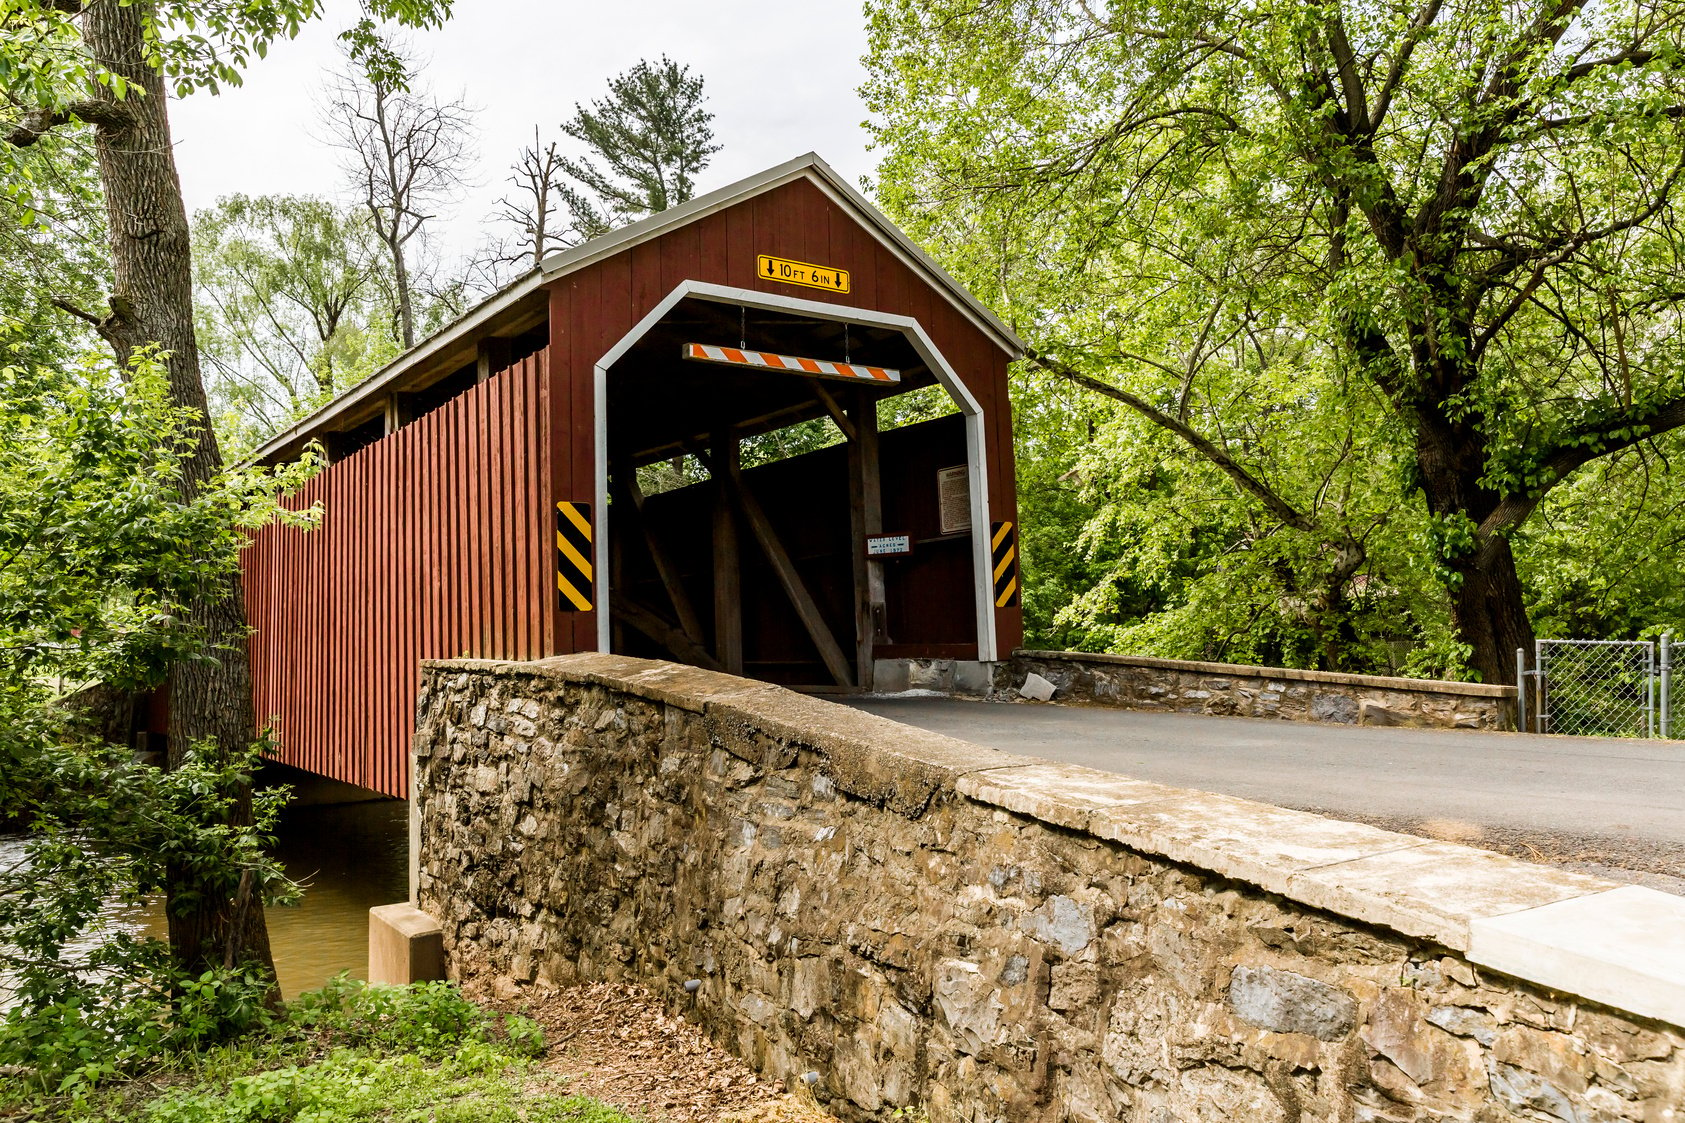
[1563,46,1658,81]
[50,293,131,349]
[320,44,474,349]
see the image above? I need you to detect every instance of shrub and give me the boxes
[14,979,631,1123]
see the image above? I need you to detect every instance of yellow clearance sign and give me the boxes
[757,254,851,294]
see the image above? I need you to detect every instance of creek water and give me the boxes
[0,794,409,1003]
[261,797,410,998]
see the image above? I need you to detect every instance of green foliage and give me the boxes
[502,1013,548,1059]
[287,977,497,1056]
[192,194,399,452]
[558,57,721,237]
[1518,438,1685,640]
[10,979,631,1123]
[0,133,107,370]
[0,347,320,1095]
[863,0,1685,676]
[0,347,317,716]
[0,949,281,1102]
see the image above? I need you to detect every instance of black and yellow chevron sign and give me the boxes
[991,521,1019,609]
[555,501,594,612]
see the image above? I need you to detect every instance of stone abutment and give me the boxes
[414,654,1684,1121]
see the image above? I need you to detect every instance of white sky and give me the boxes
[169,0,878,265]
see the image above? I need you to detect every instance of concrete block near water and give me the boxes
[369,902,445,985]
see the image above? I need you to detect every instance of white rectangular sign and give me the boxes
[866,534,912,557]
[938,465,971,535]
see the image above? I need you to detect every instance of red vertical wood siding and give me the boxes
[243,352,551,797]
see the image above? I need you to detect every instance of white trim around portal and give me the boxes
[591,279,1000,662]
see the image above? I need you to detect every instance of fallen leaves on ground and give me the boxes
[466,977,839,1123]
[718,1098,838,1123]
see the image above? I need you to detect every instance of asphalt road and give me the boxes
[844,696,1685,889]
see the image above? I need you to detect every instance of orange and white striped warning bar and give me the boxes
[681,343,901,384]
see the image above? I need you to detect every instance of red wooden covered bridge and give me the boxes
[238,154,1024,798]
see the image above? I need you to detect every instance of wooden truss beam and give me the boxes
[810,381,857,442]
[695,442,856,689]
[710,434,744,674]
[619,469,707,648]
[847,389,886,689]
[610,592,724,671]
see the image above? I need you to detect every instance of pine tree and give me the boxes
[558,57,720,237]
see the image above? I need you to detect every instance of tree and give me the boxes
[0,131,108,371]
[866,0,1685,683]
[194,194,396,450]
[475,126,579,281]
[0,351,310,1094]
[0,0,452,997]
[322,41,475,350]
[558,56,720,237]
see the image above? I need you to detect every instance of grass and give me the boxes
[10,978,643,1123]
[126,1046,636,1123]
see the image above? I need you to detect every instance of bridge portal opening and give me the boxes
[598,291,988,691]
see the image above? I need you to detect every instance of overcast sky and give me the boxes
[169,0,878,264]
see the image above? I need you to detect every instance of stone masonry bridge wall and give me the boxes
[1002,652,1516,730]
[878,651,1516,730]
[414,654,1685,1122]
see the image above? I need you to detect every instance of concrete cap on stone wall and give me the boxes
[427,653,1038,817]
[1468,885,1685,1028]
[707,689,1039,816]
[427,654,785,714]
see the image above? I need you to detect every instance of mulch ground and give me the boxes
[465,978,838,1123]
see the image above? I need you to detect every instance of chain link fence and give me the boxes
[1521,638,1668,738]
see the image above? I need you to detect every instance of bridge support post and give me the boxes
[848,390,885,691]
[369,902,445,985]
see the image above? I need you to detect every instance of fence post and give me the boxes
[1662,633,1673,740]
[1515,647,1528,733]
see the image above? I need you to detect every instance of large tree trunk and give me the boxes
[81,1,278,993]
[1449,535,1535,686]
[1414,407,1534,686]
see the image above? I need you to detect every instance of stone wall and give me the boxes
[999,650,1516,730]
[414,654,1685,1122]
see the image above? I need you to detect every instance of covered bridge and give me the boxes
[240,154,1025,797]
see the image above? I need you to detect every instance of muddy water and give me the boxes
[0,795,409,1003]
[264,798,409,998]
